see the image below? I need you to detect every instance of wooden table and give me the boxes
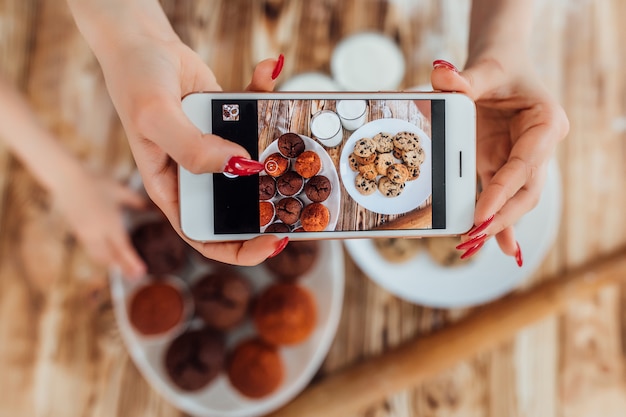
[2,1,626,416]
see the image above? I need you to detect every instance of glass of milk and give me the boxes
[310,110,343,147]
[336,100,367,131]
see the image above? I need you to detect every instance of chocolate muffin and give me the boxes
[294,151,322,179]
[131,220,187,275]
[254,284,317,345]
[260,201,275,228]
[264,222,291,233]
[300,203,330,232]
[277,133,305,158]
[129,280,186,336]
[263,152,289,177]
[259,175,276,200]
[228,338,284,398]
[264,241,320,281]
[304,175,332,202]
[165,329,226,391]
[192,271,252,330]
[276,171,304,197]
[275,197,303,225]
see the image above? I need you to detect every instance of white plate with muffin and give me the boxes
[110,173,345,417]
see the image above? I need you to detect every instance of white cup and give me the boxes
[310,110,343,147]
[336,100,367,131]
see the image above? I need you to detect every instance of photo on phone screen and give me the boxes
[208,98,447,235]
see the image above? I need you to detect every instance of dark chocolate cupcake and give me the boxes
[276,171,304,197]
[275,197,303,225]
[264,241,320,280]
[304,175,332,202]
[165,329,225,391]
[277,133,305,158]
[264,222,291,233]
[192,271,252,330]
[131,220,187,275]
[259,175,276,200]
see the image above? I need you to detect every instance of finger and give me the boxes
[135,98,250,175]
[246,55,283,92]
[109,232,147,280]
[494,226,517,257]
[108,181,147,210]
[431,59,506,99]
[195,234,287,266]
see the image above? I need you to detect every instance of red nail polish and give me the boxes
[456,233,488,250]
[268,237,289,258]
[468,214,495,237]
[224,156,265,176]
[271,54,285,80]
[515,241,523,267]
[432,59,459,73]
[460,241,485,260]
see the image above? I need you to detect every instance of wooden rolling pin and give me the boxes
[269,247,626,417]
[375,205,433,230]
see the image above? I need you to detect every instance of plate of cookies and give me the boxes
[339,118,432,215]
[344,159,562,308]
[260,133,341,233]
[110,177,345,417]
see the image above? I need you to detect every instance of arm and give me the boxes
[66,0,289,265]
[0,76,146,278]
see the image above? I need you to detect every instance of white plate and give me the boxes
[260,135,341,231]
[111,176,345,416]
[278,72,342,92]
[339,118,432,215]
[344,159,562,308]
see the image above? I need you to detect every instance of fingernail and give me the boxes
[271,54,285,80]
[460,241,485,260]
[433,59,459,73]
[456,233,488,250]
[515,241,523,267]
[468,214,495,237]
[224,156,265,176]
[268,237,289,258]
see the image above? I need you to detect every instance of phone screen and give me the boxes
[210,98,446,234]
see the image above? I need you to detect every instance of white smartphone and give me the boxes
[179,92,476,242]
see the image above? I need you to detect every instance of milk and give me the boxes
[336,100,367,131]
[310,110,343,147]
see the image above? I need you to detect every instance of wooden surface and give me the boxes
[1,1,626,417]
[257,98,431,230]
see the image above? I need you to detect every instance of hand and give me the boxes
[52,175,147,278]
[95,33,287,265]
[431,56,569,264]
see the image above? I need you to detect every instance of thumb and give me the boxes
[431,59,503,100]
[138,97,251,175]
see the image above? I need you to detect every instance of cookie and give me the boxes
[402,148,425,167]
[373,132,394,153]
[348,153,360,172]
[354,153,377,164]
[355,174,377,195]
[374,238,422,263]
[393,147,403,160]
[378,176,405,197]
[353,137,377,158]
[393,131,419,151]
[426,236,473,267]
[358,163,378,180]
[407,165,421,181]
[386,163,410,184]
[375,152,395,176]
